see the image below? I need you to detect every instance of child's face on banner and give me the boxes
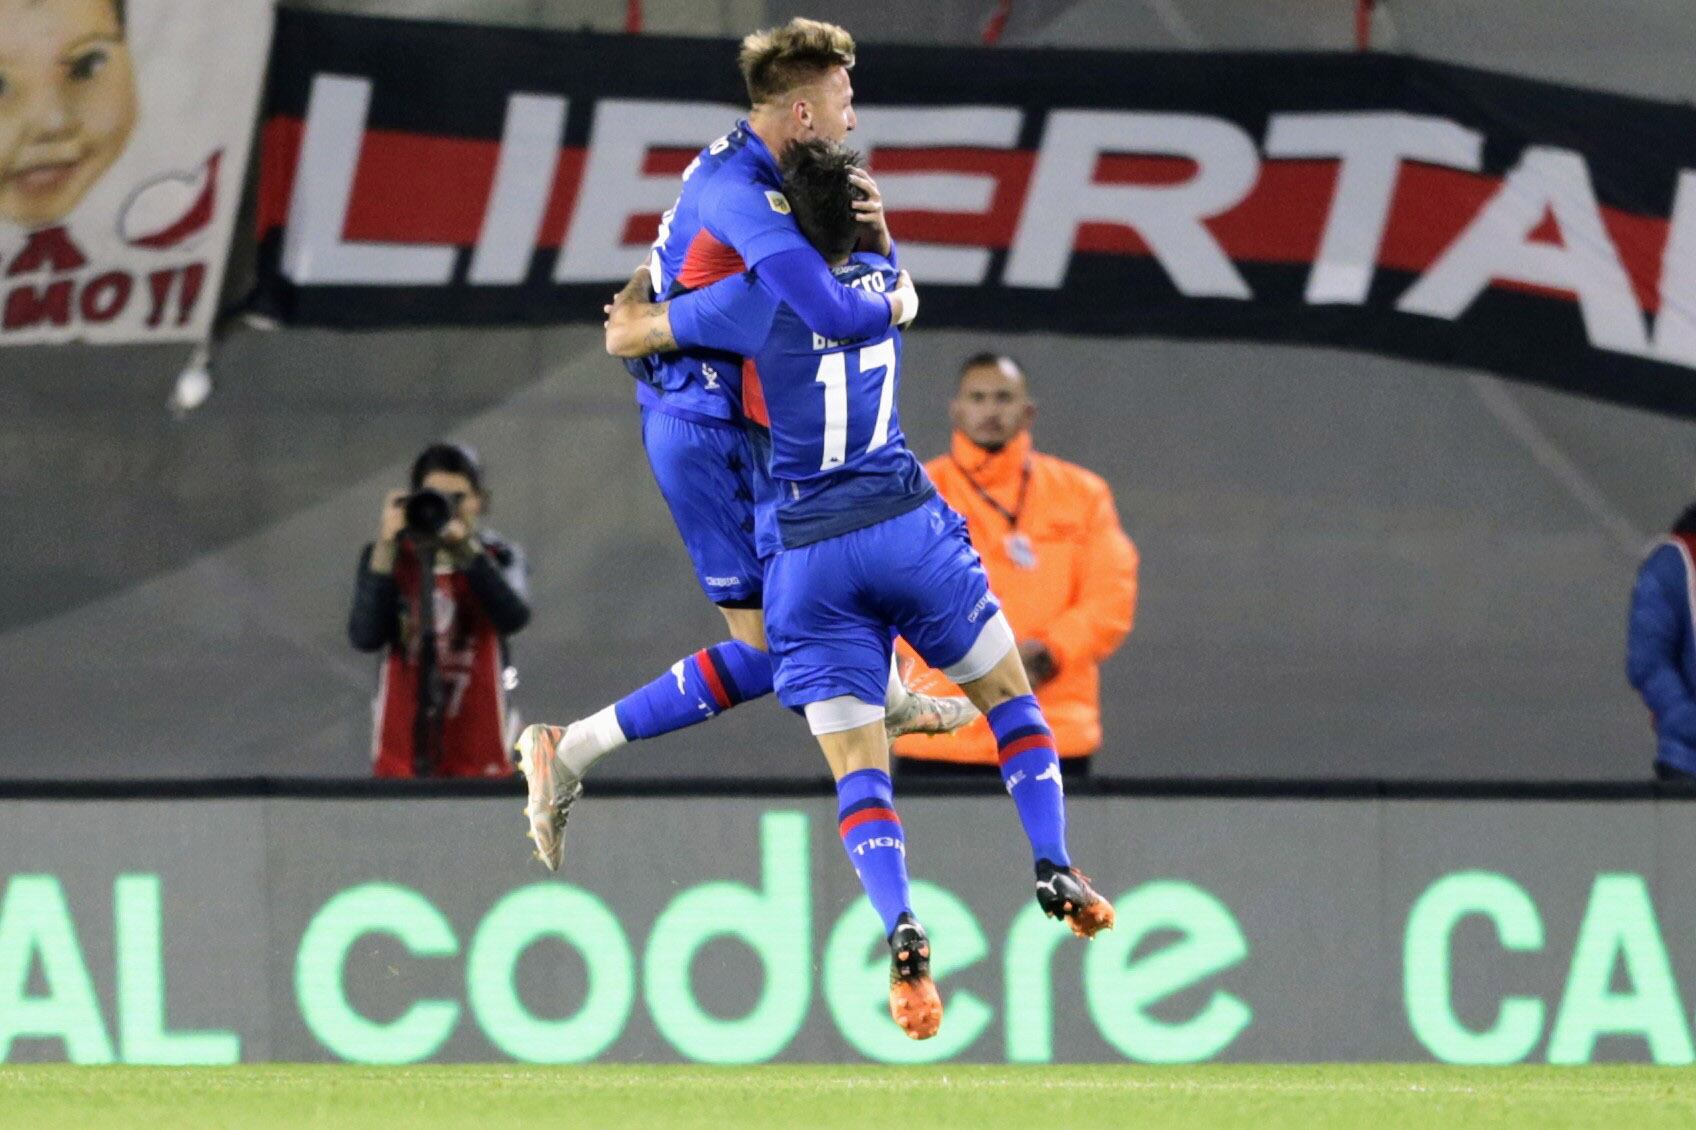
[0,0,137,228]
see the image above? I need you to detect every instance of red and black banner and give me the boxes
[255,10,1696,416]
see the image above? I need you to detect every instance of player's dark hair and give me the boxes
[1673,502,1696,535]
[738,19,856,106]
[957,352,1027,387]
[410,442,485,495]
[780,138,865,263]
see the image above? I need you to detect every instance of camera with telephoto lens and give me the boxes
[401,487,462,539]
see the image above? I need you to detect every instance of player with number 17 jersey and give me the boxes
[631,138,1116,1044]
[665,241,1004,733]
[513,22,970,884]
[633,119,895,607]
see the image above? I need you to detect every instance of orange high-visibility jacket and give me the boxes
[896,430,1138,763]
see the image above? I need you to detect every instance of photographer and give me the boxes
[349,443,530,777]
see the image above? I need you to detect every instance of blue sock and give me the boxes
[612,641,773,740]
[988,695,1071,869]
[836,768,912,936]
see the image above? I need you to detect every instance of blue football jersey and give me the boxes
[633,119,813,422]
[669,250,935,550]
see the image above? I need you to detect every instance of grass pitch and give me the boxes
[3,1064,1694,1128]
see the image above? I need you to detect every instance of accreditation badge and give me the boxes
[1005,531,1038,570]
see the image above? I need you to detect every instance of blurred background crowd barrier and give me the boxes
[6,0,1696,781]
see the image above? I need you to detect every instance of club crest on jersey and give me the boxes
[764,190,791,215]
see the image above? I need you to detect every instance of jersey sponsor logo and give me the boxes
[764,190,791,215]
[967,593,993,623]
[704,575,743,588]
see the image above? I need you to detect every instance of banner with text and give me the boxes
[254,12,1696,416]
[5,794,1696,1065]
[0,0,273,345]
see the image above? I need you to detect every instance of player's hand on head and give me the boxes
[848,167,883,214]
[850,167,892,256]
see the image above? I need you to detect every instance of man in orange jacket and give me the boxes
[895,353,1138,780]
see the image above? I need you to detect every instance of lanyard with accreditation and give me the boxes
[950,455,1038,570]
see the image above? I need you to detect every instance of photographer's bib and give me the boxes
[373,546,511,778]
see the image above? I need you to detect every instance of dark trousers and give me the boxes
[893,755,1093,783]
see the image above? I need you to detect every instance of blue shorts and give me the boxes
[763,495,1004,711]
[640,405,764,607]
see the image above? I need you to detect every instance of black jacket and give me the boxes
[348,532,530,652]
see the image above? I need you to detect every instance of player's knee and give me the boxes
[807,701,888,776]
[719,605,768,650]
[945,610,1021,710]
[959,648,1032,712]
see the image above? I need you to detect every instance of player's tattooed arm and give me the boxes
[604,299,677,357]
[603,266,678,357]
[613,264,649,306]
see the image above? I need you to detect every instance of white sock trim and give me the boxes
[588,704,627,750]
[944,610,1015,686]
[560,704,628,777]
[805,696,886,736]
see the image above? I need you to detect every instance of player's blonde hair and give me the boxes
[738,18,856,107]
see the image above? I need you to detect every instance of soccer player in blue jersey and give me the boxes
[516,19,970,869]
[603,139,1117,1042]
